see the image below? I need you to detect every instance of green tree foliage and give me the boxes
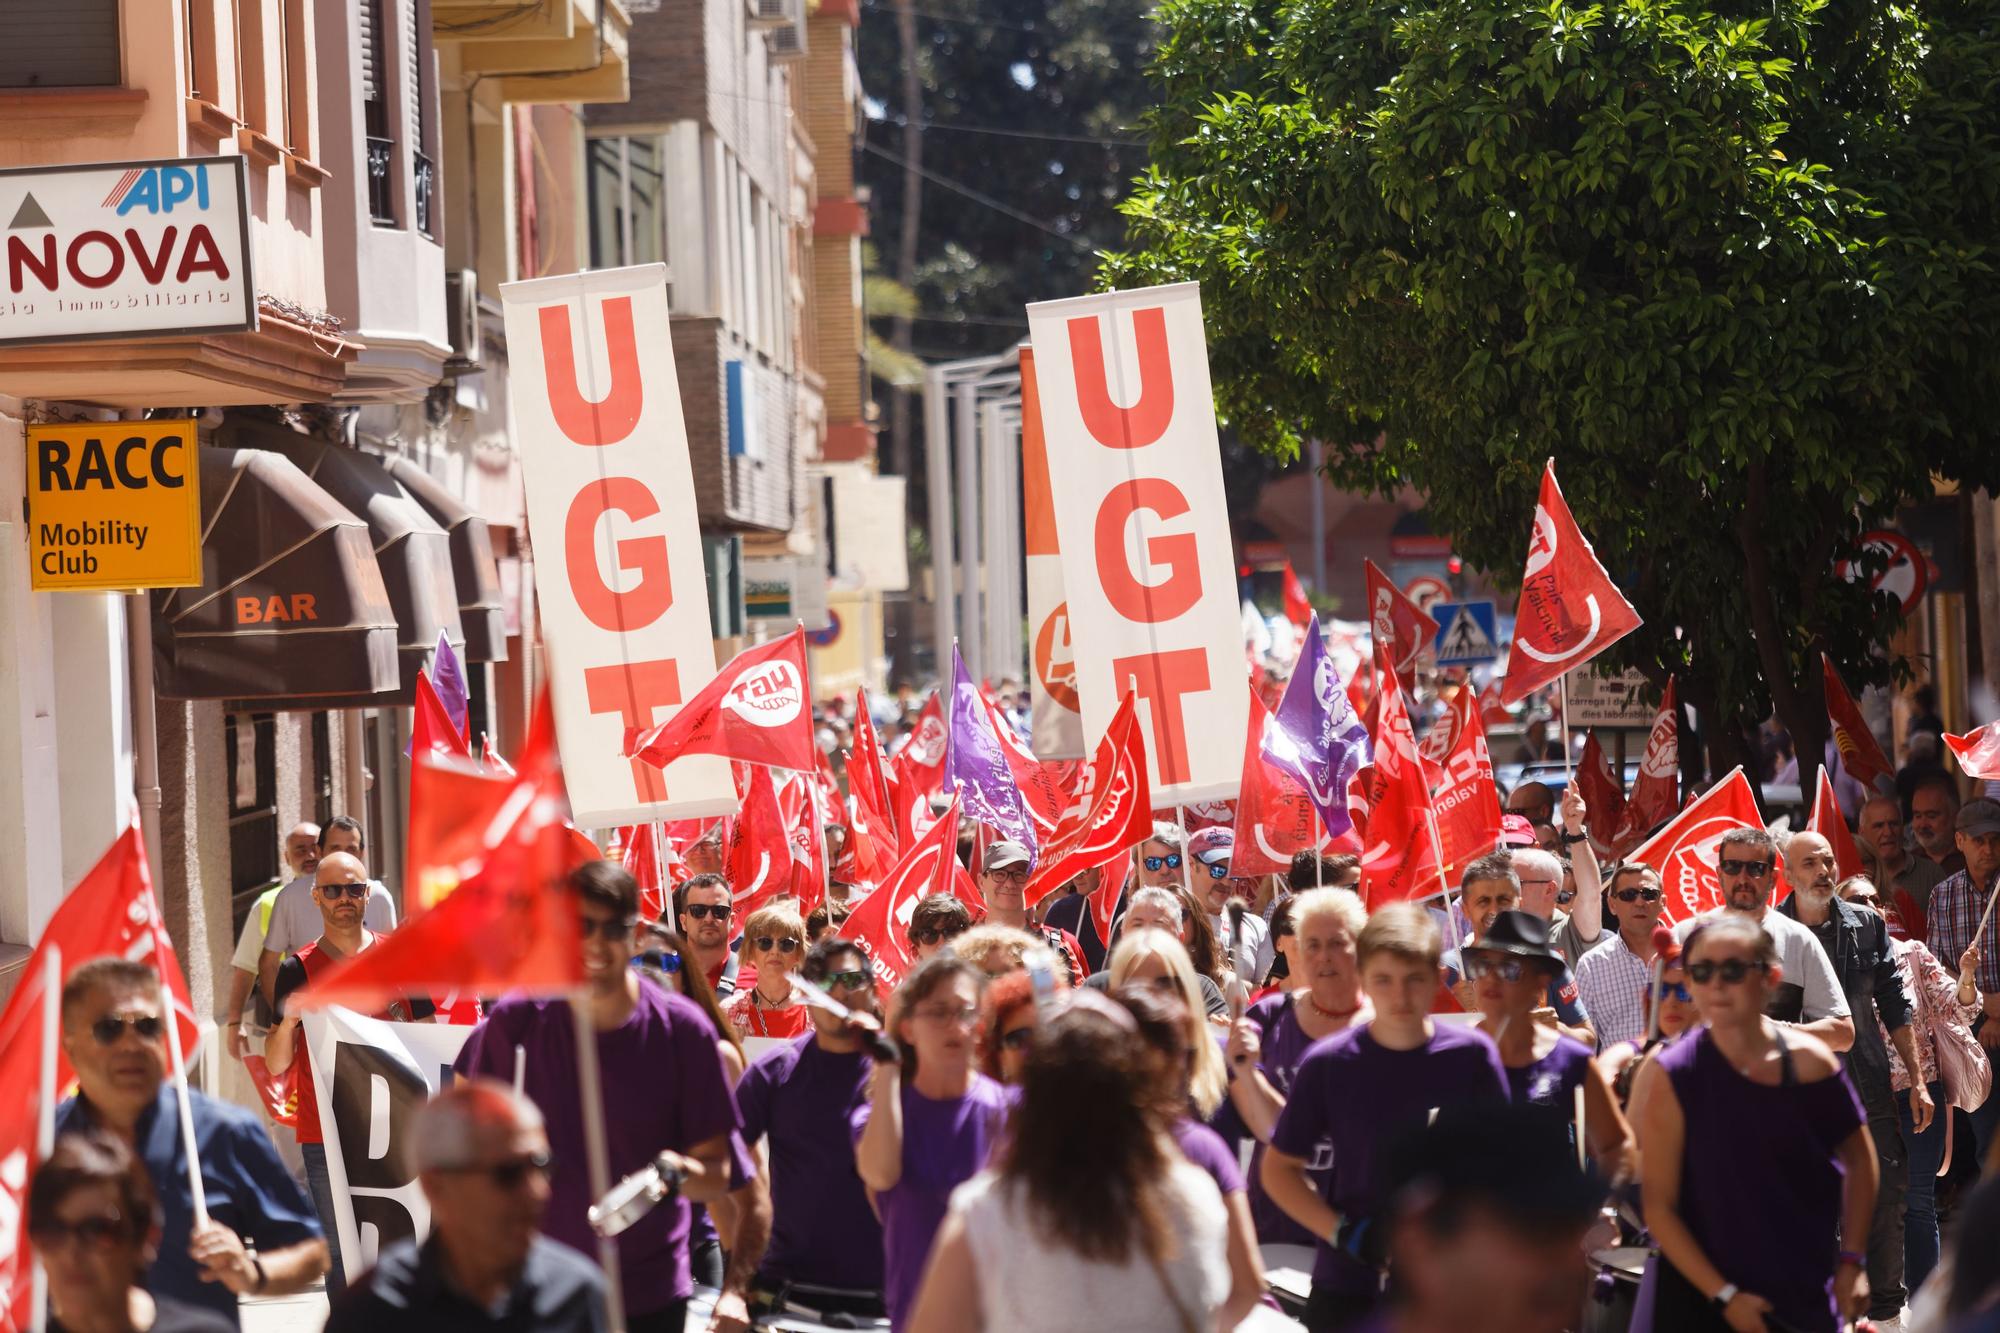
[1105,0,2000,789]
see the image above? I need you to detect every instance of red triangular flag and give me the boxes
[412,668,472,762]
[1231,686,1332,877]
[1612,678,1679,854]
[1945,722,2000,782]
[777,769,829,914]
[1365,558,1440,693]
[620,825,669,922]
[626,629,817,774]
[1024,692,1153,905]
[1823,655,1894,790]
[480,733,516,776]
[1501,461,1642,704]
[900,692,950,798]
[850,690,902,864]
[983,688,1065,836]
[726,763,800,923]
[1478,679,1511,729]
[1424,687,1503,883]
[1282,561,1313,629]
[1359,677,1447,908]
[1624,767,1768,925]
[836,795,979,992]
[1810,768,1865,882]
[406,702,552,913]
[1576,730,1628,857]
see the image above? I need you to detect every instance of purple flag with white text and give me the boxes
[1263,614,1371,840]
[944,645,1039,858]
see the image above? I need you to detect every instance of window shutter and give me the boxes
[0,3,121,88]
[359,0,380,105]
[403,0,420,147]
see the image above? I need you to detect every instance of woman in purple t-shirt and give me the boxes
[1633,913,1876,1333]
[852,953,1011,1329]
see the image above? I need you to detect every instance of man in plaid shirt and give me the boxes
[1573,862,1671,1049]
[1925,796,2000,1157]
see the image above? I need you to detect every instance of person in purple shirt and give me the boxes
[852,952,1011,1329]
[453,861,766,1333]
[735,936,885,1318]
[1263,902,1510,1332]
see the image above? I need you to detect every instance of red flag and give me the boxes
[1624,767,1766,924]
[1945,722,2000,781]
[1823,654,1894,790]
[777,770,828,914]
[980,688,1065,836]
[1810,768,1865,883]
[1425,688,1503,882]
[850,690,901,863]
[1477,680,1511,729]
[836,796,979,992]
[1501,461,1642,704]
[298,689,588,1012]
[1088,859,1134,953]
[1576,731,1628,857]
[1612,678,1679,854]
[900,693,950,797]
[1233,687,1345,877]
[620,825,669,922]
[1365,558,1439,693]
[480,733,516,776]
[412,669,472,762]
[1024,693,1153,905]
[727,764,802,921]
[627,629,817,775]
[1359,678,1447,908]
[1282,561,1313,628]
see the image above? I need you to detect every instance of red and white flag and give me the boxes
[777,769,829,914]
[983,688,1066,837]
[1024,693,1153,905]
[1365,558,1439,693]
[619,825,670,922]
[836,796,980,993]
[1612,678,1679,854]
[1501,461,1642,704]
[727,764,803,922]
[1945,721,2000,781]
[850,690,902,864]
[1425,687,1503,883]
[1359,678,1447,908]
[1624,767,1766,924]
[1231,686,1343,876]
[1576,730,1628,857]
[627,629,817,775]
[1823,654,1894,790]
[412,669,472,762]
[1809,767,1866,882]
[1282,561,1313,629]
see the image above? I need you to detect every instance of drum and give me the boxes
[1581,1246,1648,1333]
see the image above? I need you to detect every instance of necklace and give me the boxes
[1304,991,1361,1021]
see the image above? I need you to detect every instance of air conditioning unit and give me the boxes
[767,0,807,61]
[444,269,483,375]
[747,0,788,30]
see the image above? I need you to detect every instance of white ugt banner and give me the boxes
[502,265,736,826]
[1024,282,1247,805]
[1019,346,1085,760]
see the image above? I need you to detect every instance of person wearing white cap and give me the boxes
[1190,828,1273,985]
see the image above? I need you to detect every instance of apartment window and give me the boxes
[405,0,436,237]
[225,712,279,934]
[586,135,667,272]
[361,0,395,224]
[281,0,312,158]
[0,5,121,88]
[184,0,219,104]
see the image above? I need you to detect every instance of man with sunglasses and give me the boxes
[976,840,1086,985]
[55,958,327,1325]
[1573,863,1673,1047]
[1191,828,1273,985]
[327,1079,608,1332]
[1671,826,1855,1050]
[257,814,396,1010]
[1441,854,1593,1045]
[1136,820,1190,891]
[906,893,973,962]
[267,850,433,1294]
[676,872,740,997]
[734,937,887,1318]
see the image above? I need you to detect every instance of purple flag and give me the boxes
[1263,614,1371,839]
[430,629,470,742]
[943,645,1039,857]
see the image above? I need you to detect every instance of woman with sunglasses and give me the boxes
[1466,910,1634,1181]
[979,971,1047,1085]
[32,1129,235,1333]
[1105,929,1231,1122]
[853,953,1012,1329]
[1595,930,1697,1111]
[1634,913,1877,1332]
[722,902,811,1041]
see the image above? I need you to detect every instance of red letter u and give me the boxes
[539,296,644,446]
[1067,306,1174,449]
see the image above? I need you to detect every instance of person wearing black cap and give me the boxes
[1464,911,1634,1182]
[1351,1103,1606,1333]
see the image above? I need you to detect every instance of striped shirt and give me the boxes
[1928,869,2000,994]
[1573,933,1655,1049]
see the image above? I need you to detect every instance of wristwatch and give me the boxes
[1559,830,1588,847]
[1712,1283,1739,1309]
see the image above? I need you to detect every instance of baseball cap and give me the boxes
[1956,798,2000,837]
[1500,814,1538,848]
[1189,826,1235,870]
[982,840,1032,872]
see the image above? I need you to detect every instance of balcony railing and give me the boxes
[414,151,436,239]
[366,136,395,225]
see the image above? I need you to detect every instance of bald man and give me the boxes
[1506,781,1556,827]
[1860,795,1947,930]
[1778,831,1927,1326]
[259,815,397,1008]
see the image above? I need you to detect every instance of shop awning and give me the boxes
[384,457,509,664]
[225,421,465,705]
[152,449,400,702]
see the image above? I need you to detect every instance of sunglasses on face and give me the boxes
[1718,858,1773,878]
[577,915,634,942]
[637,951,682,974]
[90,1014,163,1046]
[1201,861,1231,881]
[910,925,964,947]
[825,968,871,990]
[1659,982,1693,1003]
[317,882,368,901]
[683,902,732,921]
[1687,958,1761,985]
[30,1215,129,1251]
[1464,955,1531,983]
[1143,853,1183,872]
[446,1150,554,1190]
[999,1026,1036,1052]
[1613,886,1664,903]
[754,936,802,954]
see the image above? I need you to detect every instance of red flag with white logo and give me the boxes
[778,769,829,914]
[727,764,802,922]
[899,692,950,797]
[850,690,902,864]
[1024,693,1153,906]
[1945,722,2000,782]
[1424,688,1503,883]
[836,796,980,993]
[620,825,669,922]
[1365,558,1439,694]
[1576,731,1628,857]
[1359,678,1447,908]
[1624,767,1767,924]
[1823,654,1894,790]
[1612,678,1679,854]
[1232,686,1355,877]
[626,628,817,774]
[1282,561,1313,629]
[984,689,1066,836]
[1501,461,1642,704]
[1810,767,1866,883]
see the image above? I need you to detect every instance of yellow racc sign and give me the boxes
[27,419,203,591]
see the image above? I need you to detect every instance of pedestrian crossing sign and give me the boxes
[1433,600,1498,665]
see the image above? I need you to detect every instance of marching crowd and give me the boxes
[28,757,2000,1333]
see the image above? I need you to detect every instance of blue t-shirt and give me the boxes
[56,1085,322,1327]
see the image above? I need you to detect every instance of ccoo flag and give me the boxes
[1502,461,1642,704]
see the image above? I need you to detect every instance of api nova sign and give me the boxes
[0,156,255,346]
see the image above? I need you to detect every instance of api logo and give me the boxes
[107,164,213,216]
